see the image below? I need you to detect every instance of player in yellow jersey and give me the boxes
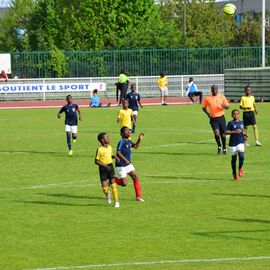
[117,99,134,130]
[240,85,262,146]
[157,72,168,105]
[95,133,120,208]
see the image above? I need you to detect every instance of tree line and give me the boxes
[0,0,269,53]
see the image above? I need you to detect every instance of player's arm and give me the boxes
[77,106,82,121]
[133,133,144,149]
[112,154,120,163]
[222,96,229,110]
[117,111,121,123]
[202,108,211,118]
[57,107,64,119]
[253,102,258,114]
[117,150,130,165]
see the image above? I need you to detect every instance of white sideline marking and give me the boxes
[28,256,270,270]
[0,102,189,110]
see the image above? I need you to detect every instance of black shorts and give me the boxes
[210,115,226,134]
[119,83,129,100]
[99,164,115,182]
[243,111,256,126]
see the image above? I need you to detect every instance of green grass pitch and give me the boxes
[0,104,269,270]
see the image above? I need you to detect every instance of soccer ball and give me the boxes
[223,3,236,16]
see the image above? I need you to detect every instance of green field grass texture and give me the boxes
[0,104,269,270]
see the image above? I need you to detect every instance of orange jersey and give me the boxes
[202,94,229,118]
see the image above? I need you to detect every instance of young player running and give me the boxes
[57,95,82,156]
[225,109,247,181]
[125,83,143,133]
[95,133,120,208]
[240,85,262,146]
[115,126,144,202]
[117,99,134,130]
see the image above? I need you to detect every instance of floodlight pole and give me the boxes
[262,0,266,67]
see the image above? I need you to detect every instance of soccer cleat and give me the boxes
[255,141,262,146]
[217,146,222,155]
[68,150,73,156]
[114,201,120,208]
[239,168,244,177]
[136,197,145,202]
[233,173,240,181]
[106,192,112,204]
[223,148,228,155]
[72,139,77,143]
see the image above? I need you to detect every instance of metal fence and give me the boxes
[9,46,270,79]
[0,74,224,101]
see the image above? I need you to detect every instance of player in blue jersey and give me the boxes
[57,95,82,156]
[225,109,247,181]
[114,126,144,201]
[126,83,143,133]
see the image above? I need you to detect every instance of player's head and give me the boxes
[211,85,218,96]
[93,89,98,95]
[97,132,110,145]
[189,77,193,83]
[120,126,131,138]
[231,109,240,120]
[66,95,73,103]
[121,69,127,75]
[244,85,252,96]
[122,99,129,109]
[160,72,165,78]
[130,83,136,92]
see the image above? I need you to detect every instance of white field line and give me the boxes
[0,102,190,110]
[0,173,266,192]
[27,256,270,270]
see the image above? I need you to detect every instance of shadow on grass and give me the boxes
[145,175,223,181]
[138,151,214,156]
[12,200,107,207]
[213,193,270,199]
[219,217,270,224]
[0,150,90,157]
[37,192,104,200]
[193,229,270,242]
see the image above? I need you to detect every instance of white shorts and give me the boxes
[116,164,135,178]
[132,110,138,116]
[160,87,168,96]
[229,143,245,156]
[65,125,78,133]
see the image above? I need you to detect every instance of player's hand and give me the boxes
[139,133,144,140]
[115,156,120,163]
[57,114,61,119]
[105,165,111,171]
[79,116,82,121]
[125,160,131,165]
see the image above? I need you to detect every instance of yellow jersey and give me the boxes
[118,108,133,129]
[95,145,113,165]
[157,76,168,88]
[240,95,255,112]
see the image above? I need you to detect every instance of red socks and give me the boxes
[115,177,124,186]
[133,178,142,198]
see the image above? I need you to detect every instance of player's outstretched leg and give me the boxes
[238,152,244,177]
[130,172,144,202]
[72,133,77,143]
[231,155,239,181]
[66,132,73,156]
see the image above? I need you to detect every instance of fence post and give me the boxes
[136,77,139,93]
[181,75,184,98]
[43,79,46,101]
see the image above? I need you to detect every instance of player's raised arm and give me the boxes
[133,133,144,149]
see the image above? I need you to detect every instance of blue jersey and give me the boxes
[126,92,141,111]
[59,103,79,126]
[91,96,100,107]
[226,120,245,146]
[116,138,135,167]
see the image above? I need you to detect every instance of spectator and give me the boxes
[0,70,8,82]
[89,89,111,108]
[186,77,203,104]
[157,72,168,105]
